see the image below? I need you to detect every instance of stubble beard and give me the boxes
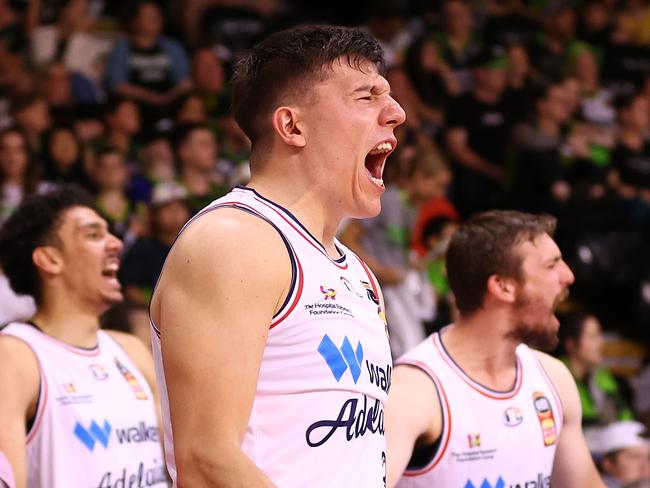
[508,291,563,352]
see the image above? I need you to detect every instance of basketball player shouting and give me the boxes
[149,25,406,487]
[0,186,165,488]
[387,211,606,488]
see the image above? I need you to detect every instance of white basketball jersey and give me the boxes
[395,331,563,488]
[151,186,393,487]
[1,323,166,488]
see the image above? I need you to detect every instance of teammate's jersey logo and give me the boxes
[503,406,523,427]
[467,433,481,448]
[74,419,111,451]
[532,392,557,446]
[115,358,148,400]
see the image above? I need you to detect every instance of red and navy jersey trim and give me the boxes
[234,186,349,270]
[433,332,523,400]
[149,201,302,337]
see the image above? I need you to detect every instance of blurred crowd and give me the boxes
[0,0,649,484]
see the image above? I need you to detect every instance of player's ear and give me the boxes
[272,106,306,148]
[486,274,516,304]
[32,246,63,275]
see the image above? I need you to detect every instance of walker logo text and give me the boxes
[74,420,111,451]
[464,477,504,488]
[465,473,551,488]
[318,334,364,383]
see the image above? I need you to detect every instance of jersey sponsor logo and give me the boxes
[532,392,557,446]
[89,364,109,381]
[305,394,384,447]
[465,473,551,488]
[318,334,364,383]
[115,357,149,400]
[467,433,481,448]
[57,382,94,405]
[96,462,168,488]
[320,284,337,300]
[115,422,160,444]
[503,407,523,427]
[340,276,364,298]
[510,472,551,488]
[361,281,379,305]
[451,446,498,463]
[74,419,111,451]
[366,361,391,393]
[464,476,504,488]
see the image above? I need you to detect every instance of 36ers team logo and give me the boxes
[532,391,557,446]
[503,406,523,427]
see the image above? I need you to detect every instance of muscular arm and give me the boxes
[150,209,291,487]
[0,336,40,488]
[386,365,441,488]
[445,128,505,182]
[535,351,606,488]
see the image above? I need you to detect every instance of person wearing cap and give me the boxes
[587,421,650,488]
[120,182,190,310]
[444,44,515,217]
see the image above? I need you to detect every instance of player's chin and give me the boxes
[103,290,125,306]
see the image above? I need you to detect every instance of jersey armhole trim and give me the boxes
[149,202,301,335]
[396,359,452,476]
[3,335,50,445]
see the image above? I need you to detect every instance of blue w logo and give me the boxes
[465,477,505,488]
[318,334,364,383]
[73,420,111,451]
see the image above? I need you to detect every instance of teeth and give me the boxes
[371,176,384,186]
[368,142,393,155]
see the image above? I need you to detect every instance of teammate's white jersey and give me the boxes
[1,323,166,488]
[395,330,563,488]
[151,186,393,487]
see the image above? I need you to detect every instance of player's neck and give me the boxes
[31,294,102,349]
[443,314,520,390]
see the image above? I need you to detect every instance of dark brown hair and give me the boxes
[446,210,557,315]
[231,25,385,146]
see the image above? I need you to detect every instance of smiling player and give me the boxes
[386,210,606,488]
[0,185,165,488]
[149,25,406,487]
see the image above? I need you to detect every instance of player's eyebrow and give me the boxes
[351,84,375,94]
[77,222,106,233]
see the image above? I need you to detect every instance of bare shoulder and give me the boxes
[104,330,150,361]
[390,363,442,443]
[532,350,574,390]
[0,333,40,406]
[532,349,580,417]
[0,333,39,374]
[151,207,292,321]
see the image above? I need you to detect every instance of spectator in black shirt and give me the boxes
[105,0,191,133]
[120,181,190,309]
[434,0,482,92]
[173,123,226,215]
[510,81,572,213]
[445,45,515,216]
[608,92,650,218]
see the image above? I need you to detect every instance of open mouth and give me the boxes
[101,261,121,289]
[364,140,395,187]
